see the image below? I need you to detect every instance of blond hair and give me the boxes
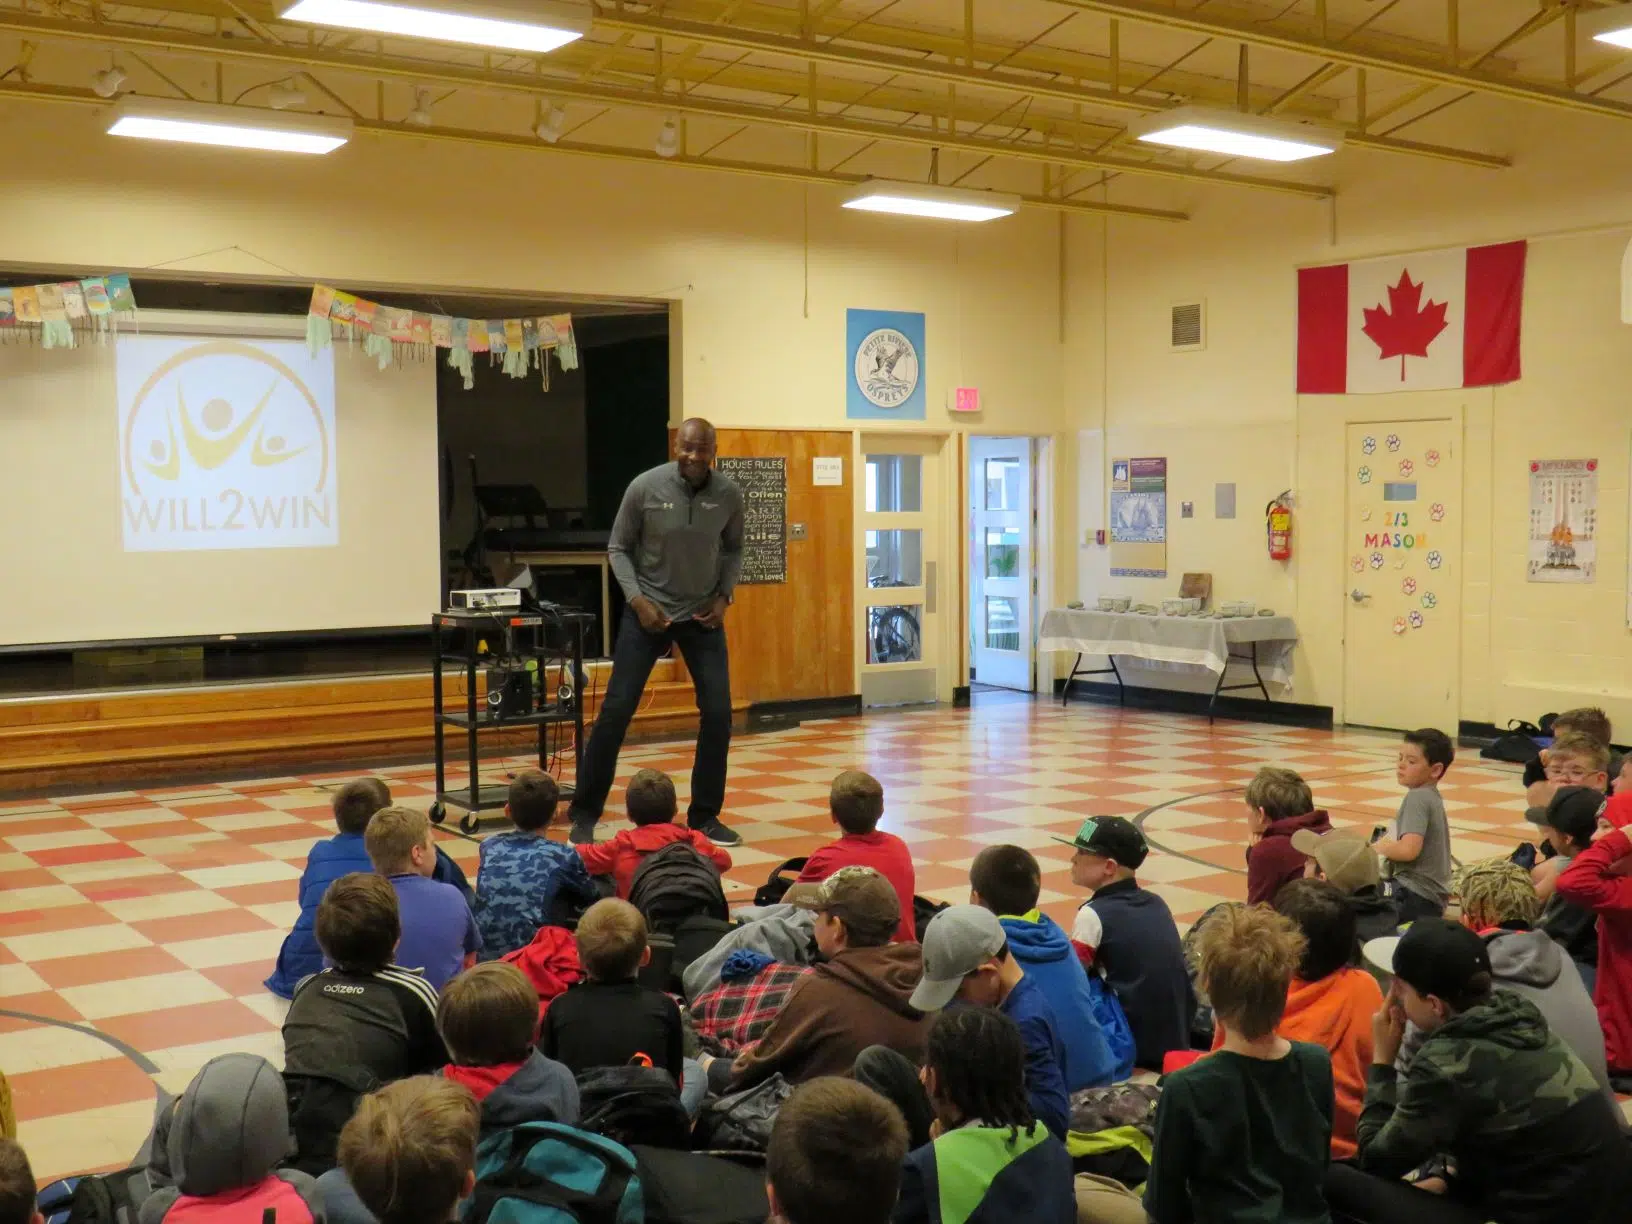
[575,898,648,981]
[1454,856,1541,929]
[365,805,430,875]
[437,962,538,1066]
[1548,731,1610,774]
[1243,767,1313,824]
[1195,904,1306,1040]
[340,1077,479,1224]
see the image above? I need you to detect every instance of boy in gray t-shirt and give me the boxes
[1376,728,1454,922]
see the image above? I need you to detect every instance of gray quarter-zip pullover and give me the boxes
[608,462,744,622]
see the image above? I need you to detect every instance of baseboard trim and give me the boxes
[745,695,863,731]
[1054,679,1333,730]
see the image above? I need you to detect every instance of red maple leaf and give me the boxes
[1362,270,1449,381]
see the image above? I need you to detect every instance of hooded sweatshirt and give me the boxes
[1246,809,1332,906]
[1484,927,1616,1106]
[443,1051,581,1135]
[998,912,1117,1092]
[1212,967,1382,1159]
[1355,991,1630,1224]
[1556,827,1632,1073]
[140,1053,320,1224]
[727,942,930,1089]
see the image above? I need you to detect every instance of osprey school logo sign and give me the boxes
[847,308,926,420]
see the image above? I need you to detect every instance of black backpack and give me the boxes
[913,895,950,943]
[629,842,729,934]
[752,857,809,907]
[38,1167,148,1224]
[576,1065,692,1151]
[1481,719,1545,764]
[630,1147,770,1224]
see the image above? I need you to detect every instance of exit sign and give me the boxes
[950,387,981,413]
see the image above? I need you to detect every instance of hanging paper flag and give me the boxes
[522,317,539,351]
[12,287,40,323]
[0,289,13,327]
[431,315,453,348]
[488,321,508,356]
[83,279,112,316]
[469,319,490,353]
[352,298,378,334]
[411,313,432,346]
[105,274,136,314]
[36,283,66,322]
[330,290,359,327]
[58,283,87,320]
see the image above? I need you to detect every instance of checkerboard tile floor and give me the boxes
[0,697,1563,1180]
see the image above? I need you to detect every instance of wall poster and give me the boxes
[846,308,926,420]
[1527,458,1597,584]
[1109,456,1168,578]
[717,456,787,584]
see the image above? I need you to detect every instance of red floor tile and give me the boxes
[32,946,189,991]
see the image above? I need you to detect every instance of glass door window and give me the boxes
[859,439,944,707]
[968,438,1034,691]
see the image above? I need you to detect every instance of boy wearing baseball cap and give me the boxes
[1058,815,1193,1069]
[1292,828,1402,945]
[908,904,1070,1140]
[1328,919,1629,1224]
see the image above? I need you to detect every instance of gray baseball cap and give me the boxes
[908,904,1007,1012]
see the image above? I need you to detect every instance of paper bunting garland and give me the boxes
[306,284,578,391]
[0,273,138,348]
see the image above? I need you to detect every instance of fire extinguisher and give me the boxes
[1266,492,1293,561]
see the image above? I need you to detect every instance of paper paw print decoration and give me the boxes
[1398,459,1415,478]
[1369,552,1384,570]
[1351,556,1364,573]
[1429,503,1445,522]
[1421,592,1437,609]
[1426,550,1443,570]
[1425,449,1441,467]
[1402,577,1418,595]
[1386,434,1402,452]
[1357,465,1373,485]
[1392,616,1408,635]
[1409,610,1425,630]
[1360,507,1372,522]
[1362,436,1377,455]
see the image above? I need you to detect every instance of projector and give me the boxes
[450,588,523,611]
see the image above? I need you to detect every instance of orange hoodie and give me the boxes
[1212,966,1382,1158]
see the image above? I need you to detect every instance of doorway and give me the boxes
[968,437,1036,691]
[859,435,949,707]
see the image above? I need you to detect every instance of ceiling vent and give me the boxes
[1170,300,1206,352]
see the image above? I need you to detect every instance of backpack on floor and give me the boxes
[576,1065,692,1151]
[694,1073,793,1154]
[468,1121,643,1224]
[752,858,809,908]
[913,895,950,943]
[38,1166,149,1224]
[1085,971,1138,1082]
[1481,719,1545,764]
[629,1147,770,1224]
[629,842,729,934]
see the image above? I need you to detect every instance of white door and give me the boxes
[859,436,948,707]
[1341,417,1462,730]
[968,437,1034,690]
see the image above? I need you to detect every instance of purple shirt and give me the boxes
[388,873,480,991]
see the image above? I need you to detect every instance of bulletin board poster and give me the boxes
[1527,458,1597,585]
[716,456,787,584]
[846,308,926,420]
[1110,456,1168,578]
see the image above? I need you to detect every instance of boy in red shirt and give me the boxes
[1555,792,1632,1089]
[575,769,732,898]
[797,771,915,944]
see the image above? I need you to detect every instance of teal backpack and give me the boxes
[467,1122,643,1224]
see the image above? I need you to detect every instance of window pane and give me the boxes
[1383,482,1417,501]
[867,603,923,664]
[985,528,1020,578]
[867,530,922,587]
[984,457,1023,510]
[985,596,1020,652]
[865,455,922,513]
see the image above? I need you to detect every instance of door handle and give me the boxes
[1350,588,1371,603]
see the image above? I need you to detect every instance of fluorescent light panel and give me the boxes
[109,99,352,154]
[842,180,1020,222]
[1129,105,1338,163]
[1583,6,1632,49]
[277,0,588,53]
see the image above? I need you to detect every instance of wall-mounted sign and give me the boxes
[717,456,787,584]
[951,386,981,413]
[847,308,926,421]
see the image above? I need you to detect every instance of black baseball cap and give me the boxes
[1052,815,1149,869]
[1541,786,1606,846]
[1383,918,1492,1003]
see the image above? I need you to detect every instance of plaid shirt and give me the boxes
[691,963,813,1055]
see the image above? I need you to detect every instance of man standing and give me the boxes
[568,418,744,846]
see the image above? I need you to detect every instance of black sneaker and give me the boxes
[569,817,599,845]
[692,819,742,847]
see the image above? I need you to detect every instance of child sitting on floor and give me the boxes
[575,769,733,898]
[266,778,389,998]
[333,1078,481,1224]
[0,1138,38,1224]
[766,1078,909,1224]
[366,805,481,990]
[795,770,916,943]
[473,770,600,959]
[1534,786,1604,990]
[1242,767,1331,906]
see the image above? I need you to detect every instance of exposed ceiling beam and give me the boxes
[0,8,1332,197]
[0,78,1187,222]
[1050,0,1632,121]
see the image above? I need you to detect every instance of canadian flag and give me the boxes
[1297,240,1526,394]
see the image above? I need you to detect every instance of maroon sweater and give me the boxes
[1247,809,1333,905]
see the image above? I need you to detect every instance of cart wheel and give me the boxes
[428,802,446,825]
[459,811,482,836]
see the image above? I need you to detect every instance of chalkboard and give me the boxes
[717,456,787,584]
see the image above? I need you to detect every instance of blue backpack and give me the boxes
[467,1122,643,1224]
[1086,971,1138,1082]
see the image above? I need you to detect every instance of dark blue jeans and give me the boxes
[570,607,732,827]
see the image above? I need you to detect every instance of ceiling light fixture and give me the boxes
[91,65,128,99]
[1584,5,1632,49]
[654,117,680,159]
[1127,105,1339,162]
[535,102,566,144]
[108,98,352,154]
[276,0,589,54]
[266,80,309,110]
[841,179,1020,222]
[406,87,434,127]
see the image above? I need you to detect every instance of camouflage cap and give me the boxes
[785,865,900,940]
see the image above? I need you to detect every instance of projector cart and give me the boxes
[429,607,589,835]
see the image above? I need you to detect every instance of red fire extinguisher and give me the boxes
[1266,492,1293,561]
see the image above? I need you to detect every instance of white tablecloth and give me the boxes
[1039,609,1299,688]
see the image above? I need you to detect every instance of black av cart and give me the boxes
[429,606,591,835]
